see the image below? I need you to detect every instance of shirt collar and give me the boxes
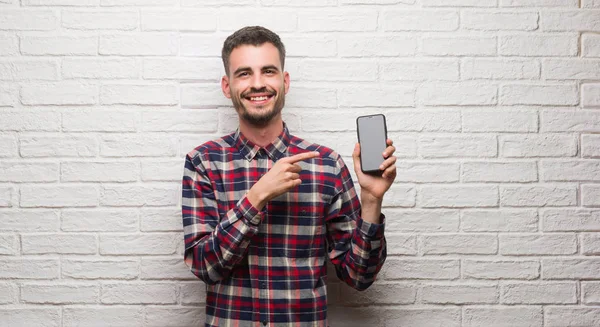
[234,122,291,162]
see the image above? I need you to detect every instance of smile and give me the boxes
[244,93,274,104]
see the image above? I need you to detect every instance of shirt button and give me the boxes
[261,282,266,289]
[262,321,267,326]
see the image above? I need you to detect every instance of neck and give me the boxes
[238,114,284,147]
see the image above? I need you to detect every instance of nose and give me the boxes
[250,73,265,90]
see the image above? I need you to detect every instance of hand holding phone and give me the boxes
[356,114,388,174]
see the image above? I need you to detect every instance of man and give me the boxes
[182,26,397,327]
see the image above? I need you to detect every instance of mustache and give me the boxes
[241,87,276,98]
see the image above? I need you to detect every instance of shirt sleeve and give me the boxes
[325,155,387,291]
[181,153,263,285]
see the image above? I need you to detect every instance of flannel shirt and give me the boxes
[182,123,387,327]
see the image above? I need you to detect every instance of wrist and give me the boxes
[360,191,383,224]
[247,186,267,211]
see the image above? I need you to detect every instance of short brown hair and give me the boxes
[221,26,286,76]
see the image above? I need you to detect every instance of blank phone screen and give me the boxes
[357,115,387,173]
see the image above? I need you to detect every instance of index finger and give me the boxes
[283,151,320,164]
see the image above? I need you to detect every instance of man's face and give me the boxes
[221,43,290,127]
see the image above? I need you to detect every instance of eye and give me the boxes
[237,72,249,77]
[265,69,275,74]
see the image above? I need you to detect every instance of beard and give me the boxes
[231,85,285,128]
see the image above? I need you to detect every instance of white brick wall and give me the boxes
[1,1,599,326]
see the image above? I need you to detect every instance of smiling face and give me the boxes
[221,43,290,127]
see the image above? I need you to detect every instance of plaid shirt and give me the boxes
[182,123,386,327]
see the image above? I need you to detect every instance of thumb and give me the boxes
[352,143,361,173]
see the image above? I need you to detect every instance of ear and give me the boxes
[283,71,290,95]
[221,75,231,99]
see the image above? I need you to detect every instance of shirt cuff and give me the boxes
[237,195,264,226]
[356,214,385,240]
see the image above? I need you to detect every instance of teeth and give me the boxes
[250,96,268,101]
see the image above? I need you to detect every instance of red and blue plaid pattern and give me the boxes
[182,124,386,326]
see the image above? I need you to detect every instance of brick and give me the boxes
[339,35,415,57]
[301,60,377,82]
[0,84,17,107]
[141,258,194,280]
[0,282,16,304]
[542,209,600,231]
[582,233,600,255]
[300,10,377,32]
[180,34,223,57]
[143,58,221,81]
[22,283,99,304]
[101,134,177,157]
[22,233,96,254]
[0,161,57,182]
[462,161,537,183]
[180,281,206,305]
[62,209,137,232]
[0,34,17,55]
[422,234,497,255]
[20,135,98,157]
[423,0,495,6]
[500,185,577,207]
[500,134,577,157]
[546,307,600,327]
[62,58,137,79]
[383,258,460,280]
[338,86,414,107]
[63,111,137,132]
[383,10,458,31]
[142,110,218,133]
[419,135,497,158]
[181,83,233,108]
[301,110,366,132]
[500,234,577,255]
[386,234,417,255]
[100,233,179,255]
[541,10,600,31]
[462,59,540,80]
[141,159,183,182]
[382,59,459,81]
[396,161,459,183]
[0,210,58,231]
[420,185,498,208]
[422,35,496,56]
[463,110,538,133]
[0,60,57,81]
[141,10,216,31]
[21,185,98,208]
[499,33,578,57]
[541,160,600,181]
[0,135,16,157]
[541,109,600,132]
[23,0,98,4]
[100,84,178,106]
[141,207,182,232]
[62,259,138,279]
[20,83,97,105]
[583,0,600,7]
[101,184,179,207]
[0,10,57,30]
[61,161,139,182]
[501,83,578,106]
[422,283,498,304]
[382,308,461,327]
[340,283,416,305]
[0,186,12,207]
[217,9,296,32]
[62,10,138,30]
[464,260,540,280]
[583,184,600,207]
[286,86,337,108]
[583,282,600,304]
[63,307,144,327]
[462,209,538,232]
[20,35,97,55]
[463,307,542,327]
[0,233,17,255]
[380,184,415,208]
[0,258,59,279]
[544,59,600,79]
[502,282,577,304]
[501,0,577,6]
[462,11,538,30]
[0,309,60,327]
[386,210,460,233]
[287,36,338,58]
[583,83,600,108]
[101,283,177,304]
[329,307,381,326]
[144,307,205,327]
[543,258,600,279]
[102,0,176,5]
[583,34,600,57]
[418,83,497,105]
[100,33,178,56]
[0,111,60,132]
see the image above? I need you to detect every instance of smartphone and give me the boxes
[356,114,388,174]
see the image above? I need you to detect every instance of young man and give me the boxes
[182,26,397,327]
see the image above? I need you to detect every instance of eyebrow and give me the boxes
[233,65,280,76]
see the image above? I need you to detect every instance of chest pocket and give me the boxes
[281,205,325,258]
